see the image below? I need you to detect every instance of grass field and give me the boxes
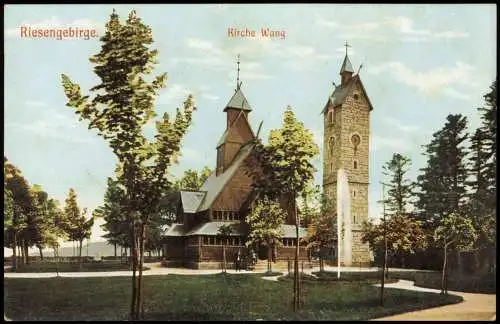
[4,262,150,273]
[4,274,463,321]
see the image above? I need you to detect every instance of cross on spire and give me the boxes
[344,41,351,56]
[236,54,241,91]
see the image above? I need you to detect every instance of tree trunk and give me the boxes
[138,223,147,319]
[222,244,226,273]
[268,245,272,272]
[24,243,30,265]
[380,236,388,306]
[130,225,138,320]
[79,240,83,269]
[12,233,17,271]
[456,251,462,277]
[54,247,60,277]
[293,194,300,311]
[38,245,44,260]
[114,243,117,257]
[441,245,448,295]
[20,238,25,266]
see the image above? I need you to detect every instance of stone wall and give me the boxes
[322,78,371,266]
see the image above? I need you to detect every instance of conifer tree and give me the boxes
[382,153,413,216]
[416,114,469,227]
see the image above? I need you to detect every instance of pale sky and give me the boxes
[4,4,497,253]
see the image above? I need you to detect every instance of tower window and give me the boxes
[328,136,335,155]
[353,160,358,169]
[352,190,356,198]
[328,110,334,124]
[353,215,357,223]
[351,134,361,148]
[353,93,360,100]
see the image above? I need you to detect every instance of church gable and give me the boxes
[211,157,254,211]
[226,114,254,144]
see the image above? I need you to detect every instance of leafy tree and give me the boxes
[4,158,32,269]
[61,9,195,319]
[177,167,211,191]
[30,184,52,260]
[4,187,14,229]
[245,197,285,273]
[247,106,319,311]
[217,224,233,273]
[297,183,321,228]
[361,214,426,273]
[433,212,477,295]
[63,188,94,264]
[382,153,414,215]
[303,212,336,272]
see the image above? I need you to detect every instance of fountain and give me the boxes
[336,168,353,272]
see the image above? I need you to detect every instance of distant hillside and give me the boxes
[28,241,123,257]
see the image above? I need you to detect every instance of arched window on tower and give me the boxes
[353,160,358,170]
[328,136,335,156]
[328,110,334,124]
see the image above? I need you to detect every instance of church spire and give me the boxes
[340,41,354,86]
[235,54,242,91]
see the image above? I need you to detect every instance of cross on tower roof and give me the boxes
[344,41,351,56]
[236,54,241,91]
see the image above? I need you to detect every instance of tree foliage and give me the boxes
[177,167,211,191]
[382,153,414,215]
[415,114,469,229]
[433,211,477,294]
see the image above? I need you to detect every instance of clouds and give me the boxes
[316,15,469,43]
[368,61,472,99]
[5,16,104,38]
[6,104,92,144]
[383,117,419,133]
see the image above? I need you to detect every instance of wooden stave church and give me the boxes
[163,83,308,270]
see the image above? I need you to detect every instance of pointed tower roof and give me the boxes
[223,88,252,112]
[340,54,354,74]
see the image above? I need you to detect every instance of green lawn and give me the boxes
[5,262,150,273]
[4,274,463,321]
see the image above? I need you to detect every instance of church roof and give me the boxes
[180,191,207,213]
[216,129,229,148]
[321,75,373,114]
[164,223,185,237]
[186,221,247,236]
[196,143,254,212]
[224,88,252,112]
[164,222,306,238]
[340,54,354,74]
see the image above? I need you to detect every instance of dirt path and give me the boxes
[371,280,496,321]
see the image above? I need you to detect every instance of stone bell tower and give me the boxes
[322,42,373,266]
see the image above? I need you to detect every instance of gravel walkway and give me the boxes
[371,280,496,321]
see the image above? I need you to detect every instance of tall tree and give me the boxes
[61,9,194,319]
[416,114,469,228]
[63,188,94,264]
[4,158,32,269]
[434,212,477,295]
[177,167,211,191]
[245,197,286,273]
[95,177,128,257]
[247,106,319,311]
[382,153,414,216]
